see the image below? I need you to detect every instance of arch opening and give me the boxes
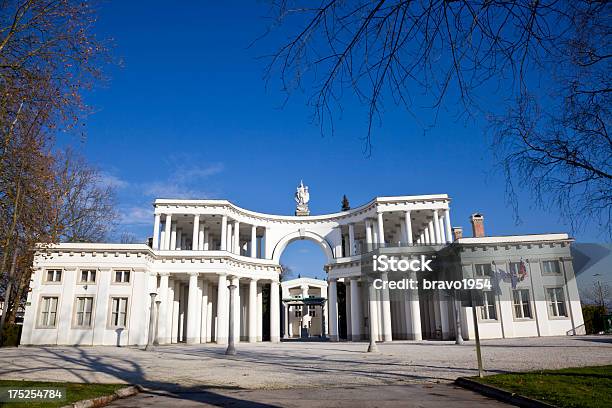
[278,239,329,340]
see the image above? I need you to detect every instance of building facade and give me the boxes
[281,277,328,339]
[20,193,584,346]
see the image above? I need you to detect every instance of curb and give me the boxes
[61,385,141,408]
[455,377,557,408]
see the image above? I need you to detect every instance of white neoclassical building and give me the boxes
[21,190,584,346]
[281,277,328,339]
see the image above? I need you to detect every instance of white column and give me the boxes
[334,226,342,258]
[206,291,213,343]
[409,271,422,340]
[152,214,161,250]
[231,277,240,342]
[160,230,166,251]
[158,272,170,344]
[203,227,210,250]
[404,211,413,245]
[250,225,257,258]
[321,286,328,337]
[176,229,183,250]
[345,281,352,339]
[377,212,385,246]
[216,273,228,344]
[192,214,200,251]
[248,279,258,343]
[399,221,406,246]
[220,215,228,251]
[256,284,263,341]
[170,223,177,250]
[444,209,452,243]
[328,279,339,341]
[365,220,373,251]
[282,286,289,339]
[301,285,309,336]
[437,213,445,244]
[186,272,200,344]
[171,281,179,343]
[368,281,380,342]
[166,280,174,343]
[200,279,209,343]
[424,227,430,245]
[270,280,280,342]
[164,214,173,250]
[381,272,393,341]
[264,227,272,259]
[198,222,205,250]
[439,293,450,340]
[372,221,379,247]
[433,210,441,244]
[226,222,233,253]
[428,220,435,245]
[348,223,356,256]
[233,221,240,255]
[350,278,361,341]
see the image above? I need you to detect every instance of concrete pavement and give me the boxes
[106,384,511,407]
[1,336,610,389]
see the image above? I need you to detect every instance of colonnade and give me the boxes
[152,214,267,257]
[155,272,280,345]
[337,209,453,258]
[152,207,453,259]
[327,274,424,342]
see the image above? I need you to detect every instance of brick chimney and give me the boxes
[470,213,485,237]
[452,227,463,240]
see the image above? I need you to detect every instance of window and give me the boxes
[542,260,561,275]
[512,289,532,319]
[80,270,96,283]
[39,296,59,327]
[547,287,568,317]
[479,291,497,320]
[294,309,302,318]
[45,269,62,283]
[75,297,94,327]
[110,297,128,327]
[308,304,316,317]
[474,263,492,277]
[114,270,130,283]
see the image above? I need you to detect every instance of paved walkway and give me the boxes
[107,384,509,407]
[1,336,610,390]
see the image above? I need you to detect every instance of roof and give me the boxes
[281,277,328,288]
[456,233,571,245]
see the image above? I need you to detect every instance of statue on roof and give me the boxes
[295,180,310,216]
[341,194,350,211]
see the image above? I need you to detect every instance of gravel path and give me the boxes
[0,336,610,390]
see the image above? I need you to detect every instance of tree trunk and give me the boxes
[0,250,18,344]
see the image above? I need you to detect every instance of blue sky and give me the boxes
[71,2,603,280]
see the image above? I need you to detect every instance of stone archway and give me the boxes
[271,229,335,264]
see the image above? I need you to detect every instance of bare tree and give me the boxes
[280,263,295,281]
[262,0,611,235]
[119,232,140,244]
[51,150,118,243]
[0,0,113,341]
[580,281,611,310]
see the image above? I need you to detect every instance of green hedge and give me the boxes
[1,323,22,347]
[582,305,607,335]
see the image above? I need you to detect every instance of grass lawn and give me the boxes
[0,380,126,408]
[474,365,612,408]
